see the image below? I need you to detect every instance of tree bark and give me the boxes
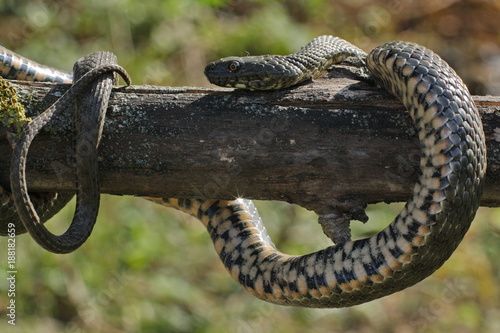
[1,75,499,215]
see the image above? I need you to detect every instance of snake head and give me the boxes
[204,55,303,90]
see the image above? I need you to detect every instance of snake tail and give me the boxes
[9,58,130,253]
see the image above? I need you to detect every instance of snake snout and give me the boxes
[204,62,216,73]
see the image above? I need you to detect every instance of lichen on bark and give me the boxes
[0,77,31,137]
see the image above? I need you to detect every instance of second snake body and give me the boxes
[0,36,487,307]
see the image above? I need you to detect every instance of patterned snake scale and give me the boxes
[0,36,487,307]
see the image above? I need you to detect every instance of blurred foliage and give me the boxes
[0,0,499,332]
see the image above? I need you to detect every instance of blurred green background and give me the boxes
[1,0,500,332]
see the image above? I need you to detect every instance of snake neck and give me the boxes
[277,35,369,86]
[287,35,367,76]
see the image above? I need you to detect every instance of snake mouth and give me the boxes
[227,79,280,90]
[206,74,276,90]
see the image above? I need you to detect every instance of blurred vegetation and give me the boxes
[0,0,499,332]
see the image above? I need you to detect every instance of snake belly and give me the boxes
[1,37,487,308]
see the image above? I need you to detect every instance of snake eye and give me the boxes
[228,61,241,72]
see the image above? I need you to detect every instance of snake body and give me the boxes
[0,45,73,84]
[1,36,487,307]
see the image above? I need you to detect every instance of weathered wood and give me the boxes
[1,75,499,214]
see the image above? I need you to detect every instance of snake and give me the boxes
[1,46,130,253]
[0,36,487,307]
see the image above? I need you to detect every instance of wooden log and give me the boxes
[1,74,499,215]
